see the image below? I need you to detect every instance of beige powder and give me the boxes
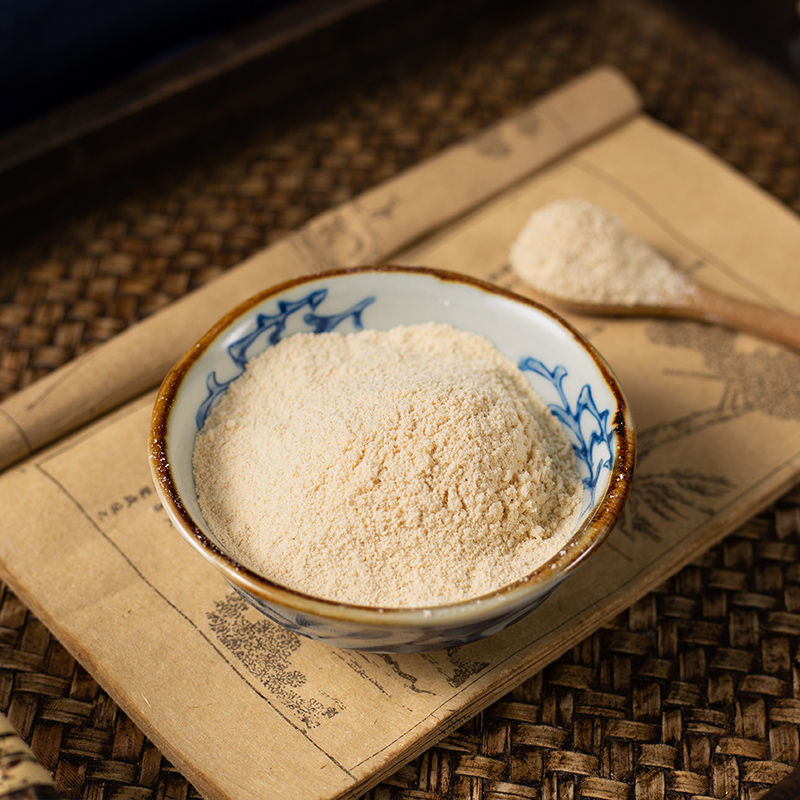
[192,322,582,608]
[509,198,695,306]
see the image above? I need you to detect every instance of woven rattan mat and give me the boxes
[3,0,800,797]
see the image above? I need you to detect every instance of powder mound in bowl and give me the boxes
[509,198,695,306]
[192,322,583,608]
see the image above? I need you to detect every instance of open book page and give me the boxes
[3,82,800,800]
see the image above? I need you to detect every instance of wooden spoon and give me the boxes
[526,276,800,351]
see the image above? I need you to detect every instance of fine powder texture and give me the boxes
[509,198,696,306]
[192,322,583,608]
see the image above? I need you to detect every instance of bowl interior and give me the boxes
[161,267,628,604]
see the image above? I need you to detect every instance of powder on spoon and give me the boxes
[509,198,695,306]
[192,322,583,608]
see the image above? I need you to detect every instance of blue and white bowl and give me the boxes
[149,265,636,652]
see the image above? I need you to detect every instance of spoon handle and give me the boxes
[682,284,800,351]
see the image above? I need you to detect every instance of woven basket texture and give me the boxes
[2,0,800,797]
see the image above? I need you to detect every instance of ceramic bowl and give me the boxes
[149,265,635,652]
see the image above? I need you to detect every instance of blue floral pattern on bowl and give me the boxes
[196,289,376,429]
[519,358,614,507]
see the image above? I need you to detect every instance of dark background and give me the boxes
[1,0,286,133]
[3,0,800,135]
[1,0,799,232]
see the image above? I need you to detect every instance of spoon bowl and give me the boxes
[508,198,800,350]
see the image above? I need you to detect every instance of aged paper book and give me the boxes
[3,67,800,800]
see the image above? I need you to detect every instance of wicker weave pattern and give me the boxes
[2,0,800,797]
